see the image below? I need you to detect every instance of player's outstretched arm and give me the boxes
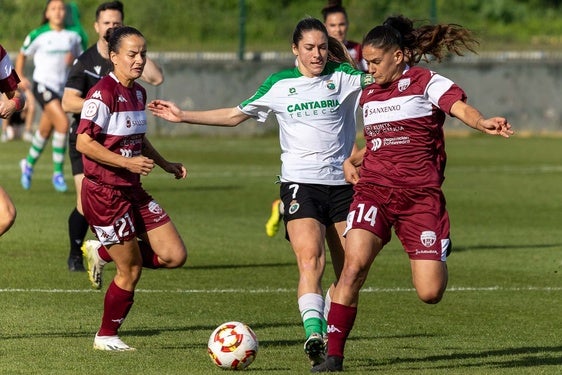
[451,100,514,138]
[147,99,250,127]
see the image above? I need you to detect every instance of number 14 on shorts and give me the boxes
[346,203,378,229]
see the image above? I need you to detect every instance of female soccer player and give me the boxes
[312,15,513,372]
[16,0,83,192]
[62,0,164,272]
[148,17,372,367]
[77,26,187,351]
[0,44,26,236]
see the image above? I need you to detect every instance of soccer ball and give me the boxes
[207,321,258,370]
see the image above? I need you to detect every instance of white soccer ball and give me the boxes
[207,321,258,370]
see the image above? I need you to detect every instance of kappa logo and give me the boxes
[91,90,103,100]
[117,95,128,103]
[327,325,342,334]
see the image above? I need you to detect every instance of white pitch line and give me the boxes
[0,286,560,294]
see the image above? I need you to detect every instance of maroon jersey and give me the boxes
[0,45,20,93]
[359,66,466,188]
[344,40,366,71]
[78,73,147,187]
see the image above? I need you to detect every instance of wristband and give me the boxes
[11,96,24,112]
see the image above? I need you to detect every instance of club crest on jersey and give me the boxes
[420,231,437,247]
[288,200,300,215]
[326,80,336,90]
[136,90,143,103]
[398,78,411,92]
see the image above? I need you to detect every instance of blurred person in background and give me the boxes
[62,0,163,272]
[0,44,26,236]
[16,0,83,193]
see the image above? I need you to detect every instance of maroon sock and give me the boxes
[326,302,357,358]
[98,244,112,263]
[138,240,161,269]
[98,281,134,336]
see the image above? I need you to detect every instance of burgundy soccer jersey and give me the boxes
[78,73,147,187]
[0,45,20,93]
[359,66,466,188]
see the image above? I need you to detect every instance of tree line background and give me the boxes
[1,0,562,52]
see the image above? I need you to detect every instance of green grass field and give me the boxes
[0,134,560,374]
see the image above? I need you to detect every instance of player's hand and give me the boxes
[164,162,187,179]
[147,100,183,123]
[479,117,514,138]
[0,99,16,119]
[343,158,361,185]
[125,156,155,176]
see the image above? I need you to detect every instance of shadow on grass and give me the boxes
[356,345,562,371]
[185,262,295,271]
[452,243,561,252]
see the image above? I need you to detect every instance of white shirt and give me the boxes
[21,24,83,96]
[239,62,367,185]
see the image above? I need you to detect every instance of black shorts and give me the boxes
[280,182,354,228]
[68,120,83,175]
[32,82,61,108]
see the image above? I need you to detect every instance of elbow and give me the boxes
[151,76,164,86]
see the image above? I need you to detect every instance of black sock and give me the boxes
[68,208,89,258]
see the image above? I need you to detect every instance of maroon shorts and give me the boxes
[82,178,171,246]
[345,182,451,261]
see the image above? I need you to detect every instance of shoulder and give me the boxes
[23,24,51,47]
[88,75,118,100]
[323,61,363,76]
[265,67,301,85]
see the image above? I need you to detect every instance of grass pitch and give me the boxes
[0,134,560,374]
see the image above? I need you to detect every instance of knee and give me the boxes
[0,207,16,236]
[165,247,187,268]
[417,289,445,304]
[339,264,368,289]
